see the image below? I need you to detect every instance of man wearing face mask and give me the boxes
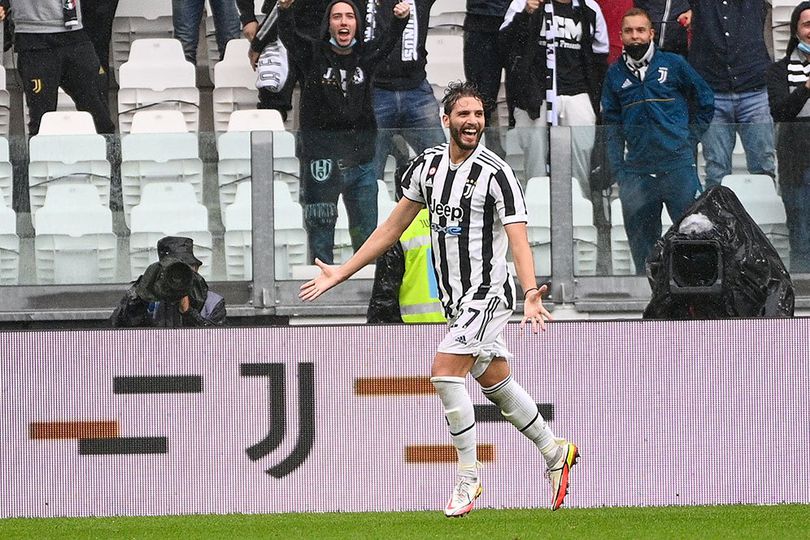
[259,0,411,264]
[767,2,810,273]
[602,7,714,274]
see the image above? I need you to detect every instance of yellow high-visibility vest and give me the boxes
[399,209,446,323]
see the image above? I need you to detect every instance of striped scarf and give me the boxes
[788,49,810,118]
[623,42,654,82]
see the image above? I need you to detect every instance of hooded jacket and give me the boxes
[274,0,407,163]
[767,1,810,188]
[9,0,90,52]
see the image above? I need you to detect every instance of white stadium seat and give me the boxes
[118,51,200,135]
[112,0,175,76]
[0,66,10,139]
[129,182,212,280]
[0,189,18,285]
[28,134,111,228]
[212,39,259,134]
[120,132,203,228]
[34,184,116,284]
[223,181,308,280]
[130,110,189,134]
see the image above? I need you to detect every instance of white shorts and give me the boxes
[437,297,513,379]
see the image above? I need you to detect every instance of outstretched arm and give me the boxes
[505,222,552,333]
[299,197,424,301]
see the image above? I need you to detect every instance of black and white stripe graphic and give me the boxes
[401,144,528,319]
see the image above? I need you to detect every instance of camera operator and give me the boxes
[110,237,226,328]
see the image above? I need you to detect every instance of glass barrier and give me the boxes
[0,121,804,315]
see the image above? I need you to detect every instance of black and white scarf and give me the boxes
[623,42,655,82]
[787,49,810,118]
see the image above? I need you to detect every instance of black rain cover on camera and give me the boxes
[644,185,794,319]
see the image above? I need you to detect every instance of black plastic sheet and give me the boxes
[644,185,794,319]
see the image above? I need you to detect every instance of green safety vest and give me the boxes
[399,209,446,323]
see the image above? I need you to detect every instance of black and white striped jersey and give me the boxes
[401,142,529,319]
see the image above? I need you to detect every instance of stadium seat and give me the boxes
[223,181,308,280]
[117,53,200,135]
[127,38,187,64]
[129,182,213,279]
[0,65,10,139]
[0,190,19,285]
[429,0,466,30]
[23,90,78,137]
[425,34,465,100]
[227,109,286,131]
[38,110,96,135]
[34,184,116,284]
[112,0,175,76]
[28,134,111,228]
[120,132,203,228]
[218,113,299,214]
[771,0,794,59]
[130,110,189,134]
[377,179,397,224]
[721,174,790,267]
[0,137,13,215]
[213,39,260,135]
[571,179,598,276]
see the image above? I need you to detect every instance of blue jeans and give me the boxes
[372,80,446,181]
[780,169,810,273]
[702,89,775,188]
[172,0,241,64]
[303,161,378,264]
[618,165,702,274]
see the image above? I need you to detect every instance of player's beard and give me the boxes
[449,123,482,151]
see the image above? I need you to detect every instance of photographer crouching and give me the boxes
[110,237,226,327]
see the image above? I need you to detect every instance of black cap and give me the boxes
[157,236,203,267]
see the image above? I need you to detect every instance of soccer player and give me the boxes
[300,81,579,516]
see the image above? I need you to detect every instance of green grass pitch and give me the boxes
[2,505,809,539]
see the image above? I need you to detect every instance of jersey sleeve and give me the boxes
[400,153,427,204]
[491,166,528,225]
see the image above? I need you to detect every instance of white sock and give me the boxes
[431,376,477,474]
[482,375,560,466]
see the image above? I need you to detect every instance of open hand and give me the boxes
[519,283,553,334]
[299,258,341,301]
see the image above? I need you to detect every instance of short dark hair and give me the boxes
[441,80,483,115]
[622,7,653,28]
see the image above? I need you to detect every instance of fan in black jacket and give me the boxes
[767,1,810,273]
[256,0,409,265]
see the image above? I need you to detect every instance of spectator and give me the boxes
[1,0,115,135]
[265,0,410,264]
[464,0,510,157]
[597,0,632,64]
[110,237,226,327]
[634,0,689,57]
[602,7,714,274]
[172,0,241,65]
[500,0,608,198]
[367,167,445,324]
[678,0,775,188]
[767,2,810,273]
[79,0,119,102]
[366,0,446,185]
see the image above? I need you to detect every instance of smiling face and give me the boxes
[443,95,485,157]
[329,2,357,47]
[621,14,655,47]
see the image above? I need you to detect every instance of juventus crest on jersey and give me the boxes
[401,143,529,319]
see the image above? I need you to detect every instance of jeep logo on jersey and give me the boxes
[657,67,669,84]
[310,159,332,182]
[429,201,464,221]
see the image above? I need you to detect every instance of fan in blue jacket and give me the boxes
[601,7,713,274]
